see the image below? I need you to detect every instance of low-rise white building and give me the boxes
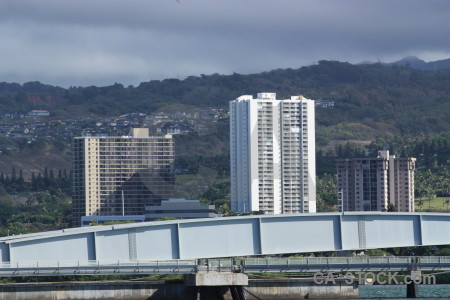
[145,199,216,220]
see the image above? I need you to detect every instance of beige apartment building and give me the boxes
[336,150,416,212]
[72,128,174,226]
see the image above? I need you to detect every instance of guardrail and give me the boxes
[0,260,198,277]
[1,257,449,277]
[238,256,450,273]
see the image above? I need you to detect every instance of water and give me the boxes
[416,284,450,298]
[311,284,450,299]
[360,284,450,298]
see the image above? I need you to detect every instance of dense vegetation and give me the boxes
[0,172,72,236]
[1,61,449,136]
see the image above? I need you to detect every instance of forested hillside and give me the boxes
[1,61,449,137]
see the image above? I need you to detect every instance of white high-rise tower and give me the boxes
[230,92,316,214]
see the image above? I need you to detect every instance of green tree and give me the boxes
[317,173,337,211]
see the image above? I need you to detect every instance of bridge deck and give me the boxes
[1,257,449,277]
[0,212,449,263]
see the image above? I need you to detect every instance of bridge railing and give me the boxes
[418,256,450,264]
[197,258,235,272]
[239,256,450,272]
[0,259,198,277]
[2,256,450,277]
[241,256,417,265]
[0,259,198,269]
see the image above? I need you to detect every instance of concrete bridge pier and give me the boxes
[194,286,228,300]
[406,270,421,298]
[185,272,248,300]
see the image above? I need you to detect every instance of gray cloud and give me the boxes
[0,0,449,87]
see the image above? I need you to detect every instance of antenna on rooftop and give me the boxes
[122,190,125,216]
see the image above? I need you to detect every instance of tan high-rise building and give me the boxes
[336,150,416,212]
[72,128,174,226]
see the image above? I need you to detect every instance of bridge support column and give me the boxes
[230,285,247,300]
[236,285,246,300]
[406,271,421,298]
[185,272,248,300]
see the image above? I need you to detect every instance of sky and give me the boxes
[0,0,449,88]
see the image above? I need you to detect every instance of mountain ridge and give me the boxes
[358,56,450,71]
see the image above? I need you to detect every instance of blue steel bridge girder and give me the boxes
[0,212,449,263]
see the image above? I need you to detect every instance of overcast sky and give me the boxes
[0,0,449,87]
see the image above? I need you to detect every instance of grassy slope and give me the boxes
[415,197,450,212]
[0,144,71,180]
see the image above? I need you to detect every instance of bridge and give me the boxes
[1,256,450,277]
[1,212,449,273]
